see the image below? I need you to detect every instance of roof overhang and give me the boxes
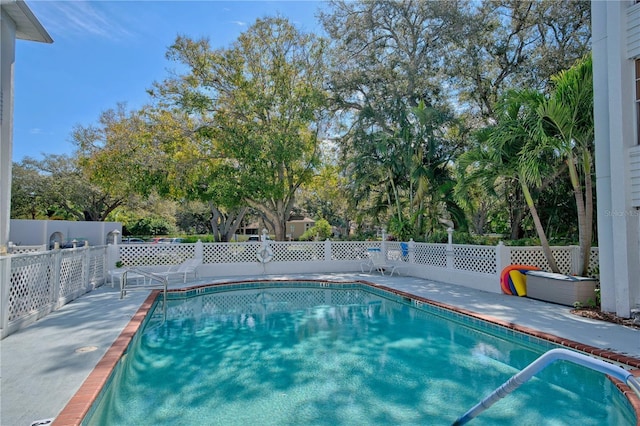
[1,0,52,43]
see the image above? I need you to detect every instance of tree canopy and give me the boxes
[148,17,330,240]
[14,2,594,248]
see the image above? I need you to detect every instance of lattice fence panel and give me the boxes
[203,243,255,264]
[9,245,46,254]
[119,244,195,266]
[330,242,379,261]
[59,251,86,298]
[508,248,546,270]
[552,249,572,273]
[120,241,406,264]
[8,253,56,321]
[203,243,255,263]
[508,247,573,274]
[453,245,497,274]
[87,247,107,286]
[385,242,409,262]
[272,242,324,262]
[414,243,447,267]
[588,248,599,278]
[202,242,329,263]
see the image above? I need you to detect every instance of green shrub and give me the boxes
[300,218,332,241]
[126,216,175,236]
[181,235,215,243]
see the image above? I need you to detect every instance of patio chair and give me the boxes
[108,268,147,288]
[360,248,380,273]
[370,251,400,276]
[153,258,202,283]
[367,250,407,276]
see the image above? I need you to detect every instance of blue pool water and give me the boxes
[84,282,636,425]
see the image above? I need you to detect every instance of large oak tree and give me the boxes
[152,17,330,240]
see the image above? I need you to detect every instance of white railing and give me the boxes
[7,243,47,254]
[0,240,598,339]
[1,246,107,338]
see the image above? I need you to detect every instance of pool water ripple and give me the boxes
[83,283,636,425]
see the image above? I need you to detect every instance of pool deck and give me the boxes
[2,273,640,426]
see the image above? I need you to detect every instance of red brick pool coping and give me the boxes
[53,280,640,425]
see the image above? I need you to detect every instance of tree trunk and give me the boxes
[209,204,223,242]
[569,153,593,276]
[508,180,525,240]
[521,182,560,273]
[509,208,525,240]
[223,206,248,242]
[567,156,590,275]
[582,152,593,276]
[245,185,296,240]
[208,203,248,242]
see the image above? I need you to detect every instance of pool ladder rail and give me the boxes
[119,267,168,307]
[453,348,640,425]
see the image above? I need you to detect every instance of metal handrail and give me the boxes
[453,348,640,425]
[120,268,168,307]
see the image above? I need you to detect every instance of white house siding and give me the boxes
[627,3,640,58]
[0,8,17,255]
[0,1,52,254]
[592,0,640,317]
[630,146,640,207]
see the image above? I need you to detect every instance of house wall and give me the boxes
[288,219,315,240]
[0,8,17,255]
[9,219,122,247]
[241,219,315,240]
[592,0,640,317]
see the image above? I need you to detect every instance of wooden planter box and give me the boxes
[526,271,597,306]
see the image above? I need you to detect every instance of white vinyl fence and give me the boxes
[0,240,598,339]
[1,246,107,338]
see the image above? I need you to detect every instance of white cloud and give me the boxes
[29,1,134,41]
[231,20,247,26]
[29,128,44,135]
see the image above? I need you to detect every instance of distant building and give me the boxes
[287,216,315,240]
[240,216,316,240]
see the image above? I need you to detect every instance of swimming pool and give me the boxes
[81,281,638,425]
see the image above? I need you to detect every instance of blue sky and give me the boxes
[13,0,325,161]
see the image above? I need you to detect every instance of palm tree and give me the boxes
[458,56,594,275]
[455,129,526,240]
[347,101,466,241]
[532,54,594,276]
[458,90,562,272]
[411,101,468,237]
